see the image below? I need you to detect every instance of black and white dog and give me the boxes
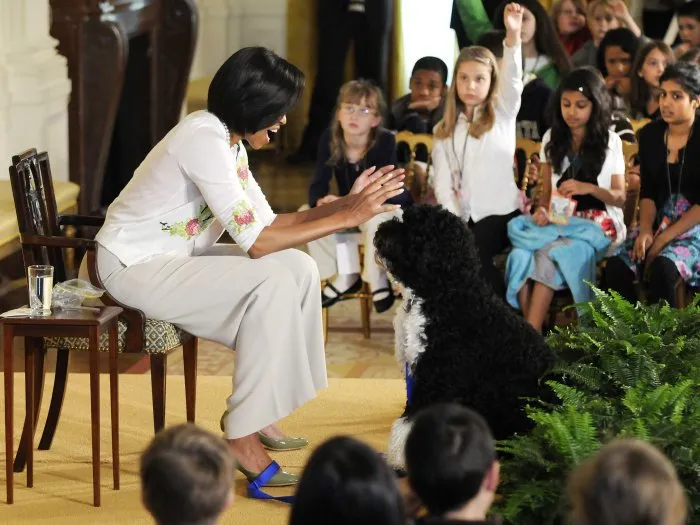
[374,205,556,470]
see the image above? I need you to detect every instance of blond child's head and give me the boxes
[329,79,386,164]
[435,46,499,140]
[569,439,687,525]
[587,0,622,45]
[140,424,234,525]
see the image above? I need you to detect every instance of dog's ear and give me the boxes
[374,216,409,276]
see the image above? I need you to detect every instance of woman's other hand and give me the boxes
[350,164,397,195]
[343,167,405,227]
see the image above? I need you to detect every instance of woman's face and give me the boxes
[590,6,620,44]
[639,48,669,87]
[520,7,537,45]
[561,89,593,131]
[604,45,633,80]
[678,15,700,47]
[244,115,286,149]
[456,60,492,108]
[337,97,381,138]
[659,79,698,124]
[557,0,586,36]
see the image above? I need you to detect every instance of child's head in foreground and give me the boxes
[140,423,234,525]
[405,403,499,517]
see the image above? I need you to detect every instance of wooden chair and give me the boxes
[630,118,651,135]
[395,131,434,203]
[9,149,198,472]
[515,138,544,205]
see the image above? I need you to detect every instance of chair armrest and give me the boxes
[20,233,97,250]
[58,215,105,228]
[85,249,146,352]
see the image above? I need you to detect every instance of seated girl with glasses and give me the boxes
[307,80,413,314]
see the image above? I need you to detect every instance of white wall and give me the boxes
[0,0,71,181]
[191,0,289,79]
[399,0,458,92]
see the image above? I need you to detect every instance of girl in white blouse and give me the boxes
[92,47,405,491]
[432,3,525,298]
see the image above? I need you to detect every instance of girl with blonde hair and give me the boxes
[308,79,412,313]
[432,2,525,298]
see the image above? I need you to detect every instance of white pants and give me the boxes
[94,243,327,439]
[306,208,403,288]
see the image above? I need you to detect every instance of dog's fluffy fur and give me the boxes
[374,205,557,470]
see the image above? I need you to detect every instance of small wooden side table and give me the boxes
[1,306,122,506]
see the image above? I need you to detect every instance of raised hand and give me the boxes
[503,2,524,40]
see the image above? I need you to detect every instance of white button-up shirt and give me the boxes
[95,111,276,266]
[432,41,523,223]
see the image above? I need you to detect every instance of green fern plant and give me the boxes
[494,288,700,525]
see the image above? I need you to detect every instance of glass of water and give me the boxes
[28,265,54,316]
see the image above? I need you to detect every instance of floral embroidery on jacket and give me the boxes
[236,145,250,189]
[160,205,214,239]
[228,200,257,234]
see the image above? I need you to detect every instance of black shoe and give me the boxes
[373,288,395,313]
[322,278,363,308]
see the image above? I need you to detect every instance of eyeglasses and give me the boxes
[341,104,375,117]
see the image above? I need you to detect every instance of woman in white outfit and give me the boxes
[93,47,405,489]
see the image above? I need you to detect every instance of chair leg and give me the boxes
[150,354,167,433]
[38,347,70,451]
[14,338,46,472]
[108,322,119,490]
[322,307,328,344]
[182,338,198,423]
[360,285,371,339]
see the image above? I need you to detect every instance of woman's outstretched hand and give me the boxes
[350,165,398,195]
[343,167,405,227]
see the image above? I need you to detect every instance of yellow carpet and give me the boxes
[0,374,405,524]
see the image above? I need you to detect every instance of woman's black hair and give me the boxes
[207,46,305,135]
[659,61,700,98]
[629,41,674,116]
[289,436,405,525]
[546,67,612,182]
[596,27,640,76]
[494,0,572,75]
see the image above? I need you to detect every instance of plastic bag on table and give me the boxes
[52,279,105,310]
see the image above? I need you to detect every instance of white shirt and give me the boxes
[540,129,627,248]
[432,41,523,223]
[95,111,276,266]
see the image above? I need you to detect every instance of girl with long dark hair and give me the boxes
[603,62,700,307]
[506,67,626,332]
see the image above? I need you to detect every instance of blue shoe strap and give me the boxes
[246,461,295,504]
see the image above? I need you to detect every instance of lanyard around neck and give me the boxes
[664,128,692,216]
